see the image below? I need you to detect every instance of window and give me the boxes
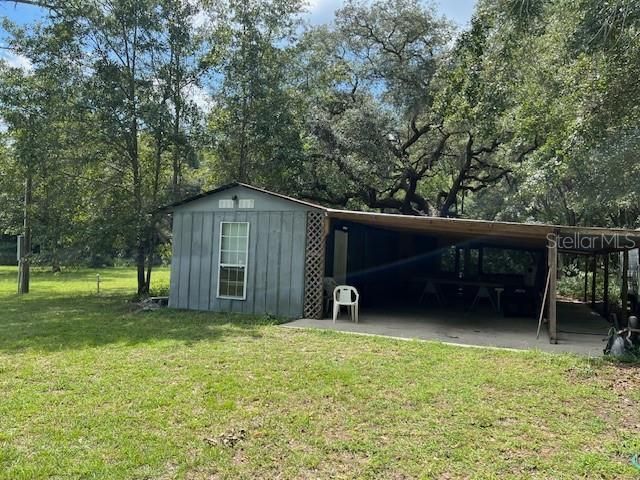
[466,248,480,278]
[218,199,234,209]
[440,246,457,272]
[482,248,538,275]
[217,222,249,299]
[238,199,254,209]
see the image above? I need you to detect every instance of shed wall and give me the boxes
[169,210,308,318]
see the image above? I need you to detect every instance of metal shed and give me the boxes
[165,183,325,318]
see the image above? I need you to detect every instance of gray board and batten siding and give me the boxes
[168,184,322,318]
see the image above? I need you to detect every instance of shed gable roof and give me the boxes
[163,182,326,212]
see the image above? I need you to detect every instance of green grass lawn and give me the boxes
[0,266,639,479]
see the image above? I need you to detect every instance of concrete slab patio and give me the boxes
[283,300,611,355]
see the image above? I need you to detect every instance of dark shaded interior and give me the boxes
[325,220,546,317]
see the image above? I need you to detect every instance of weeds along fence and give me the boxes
[558,262,623,308]
[0,266,171,298]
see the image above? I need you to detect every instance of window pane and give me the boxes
[227,251,243,265]
[219,266,245,298]
[220,250,232,264]
[220,266,230,281]
[237,223,248,237]
[238,235,248,251]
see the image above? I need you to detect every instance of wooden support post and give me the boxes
[591,255,597,307]
[463,247,471,277]
[621,250,629,324]
[547,233,558,344]
[603,254,610,317]
[536,269,552,339]
[583,256,589,303]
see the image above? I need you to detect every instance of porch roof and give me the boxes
[326,209,640,253]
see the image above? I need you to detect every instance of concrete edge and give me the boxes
[279,323,585,356]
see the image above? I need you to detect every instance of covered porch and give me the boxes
[300,208,640,352]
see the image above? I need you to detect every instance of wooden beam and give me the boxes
[621,250,629,324]
[591,255,597,307]
[603,254,610,317]
[547,233,558,344]
[323,214,331,238]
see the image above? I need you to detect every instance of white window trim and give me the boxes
[217,221,250,300]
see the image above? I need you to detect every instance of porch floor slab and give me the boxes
[284,301,611,355]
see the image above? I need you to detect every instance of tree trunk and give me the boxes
[145,134,164,297]
[440,152,472,217]
[18,173,32,294]
[131,122,148,296]
[238,94,248,182]
[133,162,148,296]
[137,243,148,296]
[172,97,181,200]
[171,45,182,201]
[145,233,155,294]
[238,19,249,182]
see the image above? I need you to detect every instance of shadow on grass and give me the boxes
[0,294,277,354]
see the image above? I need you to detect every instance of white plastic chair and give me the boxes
[333,285,359,323]
[323,277,338,316]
